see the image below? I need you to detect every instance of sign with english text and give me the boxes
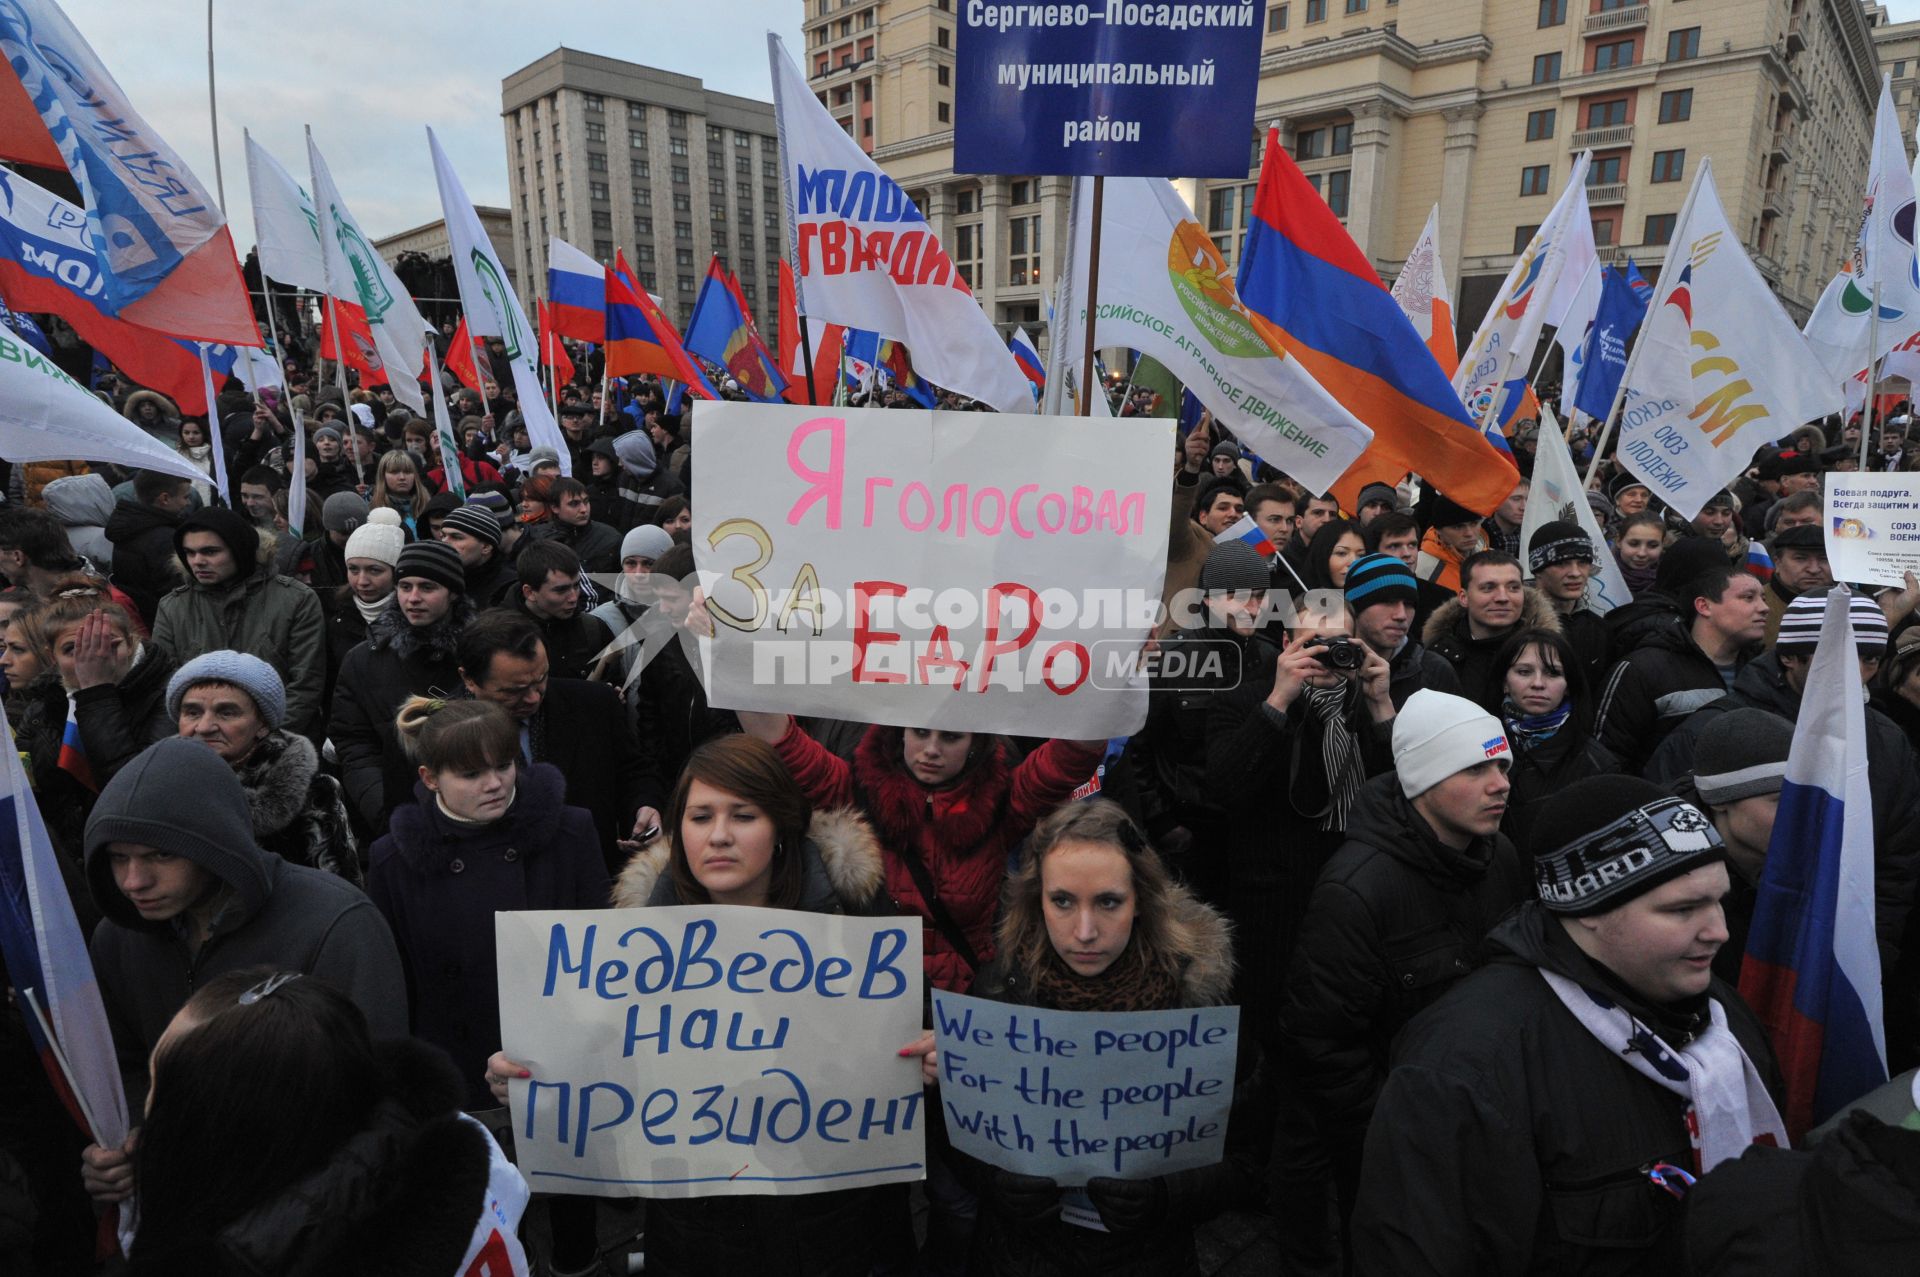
[691,403,1170,737]
[496,907,925,1197]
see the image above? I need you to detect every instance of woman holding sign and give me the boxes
[954,799,1260,1276]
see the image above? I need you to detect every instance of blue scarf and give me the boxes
[1503,698,1571,749]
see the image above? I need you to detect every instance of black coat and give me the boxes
[508,594,614,682]
[528,676,664,872]
[634,634,739,788]
[367,763,607,1111]
[1421,591,1563,712]
[330,601,472,833]
[1593,622,1741,775]
[1352,902,1782,1277]
[1385,636,1461,709]
[1501,726,1620,856]
[1131,627,1275,843]
[103,499,183,624]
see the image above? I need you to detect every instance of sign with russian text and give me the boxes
[954,0,1266,176]
[1824,473,1920,589]
[932,990,1238,1185]
[691,403,1170,736]
[496,907,926,1197]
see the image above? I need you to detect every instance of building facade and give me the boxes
[1868,3,1920,141]
[501,49,783,326]
[812,0,1880,346]
[372,208,518,294]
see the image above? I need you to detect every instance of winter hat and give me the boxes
[1392,689,1511,799]
[312,424,343,443]
[1770,524,1825,554]
[344,507,406,567]
[1700,490,1738,514]
[1425,491,1480,531]
[1355,482,1399,514]
[1208,440,1240,464]
[469,491,514,526]
[621,524,674,562]
[526,446,562,471]
[1527,520,1594,574]
[1691,708,1794,807]
[173,507,260,579]
[1607,471,1652,503]
[442,504,503,549]
[166,651,287,731]
[1198,539,1270,594]
[348,403,377,431]
[1344,552,1418,613]
[613,429,657,481]
[1775,591,1889,656]
[322,490,369,536]
[423,490,462,520]
[394,539,466,595]
[1778,451,1819,477]
[1654,536,1734,600]
[1532,775,1725,916]
[1584,488,1616,525]
[587,436,620,462]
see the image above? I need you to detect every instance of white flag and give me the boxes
[1520,407,1631,614]
[0,330,213,485]
[768,34,1033,414]
[1615,158,1841,520]
[1553,260,1604,418]
[244,132,328,295]
[1054,175,1372,495]
[1455,154,1593,427]
[426,127,570,474]
[306,131,427,415]
[1803,76,1920,383]
[1390,205,1458,374]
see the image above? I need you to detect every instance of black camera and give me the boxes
[1305,635,1366,672]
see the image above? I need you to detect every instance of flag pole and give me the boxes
[204,0,226,213]
[546,309,559,422]
[323,292,365,490]
[1078,176,1105,416]
[245,127,307,535]
[1864,281,1882,470]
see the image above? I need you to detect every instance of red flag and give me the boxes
[538,301,576,389]
[444,317,492,394]
[318,301,388,388]
[778,259,845,405]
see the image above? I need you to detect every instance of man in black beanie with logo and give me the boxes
[1527,520,1610,679]
[1354,774,1784,1275]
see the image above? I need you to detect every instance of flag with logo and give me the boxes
[307,131,427,413]
[318,301,388,389]
[1741,587,1887,1139]
[1553,261,1603,419]
[684,257,787,401]
[1613,159,1841,520]
[768,34,1032,413]
[1390,205,1459,377]
[243,132,328,294]
[0,299,51,357]
[1518,407,1632,614]
[1234,130,1515,512]
[0,0,259,346]
[1572,262,1653,423]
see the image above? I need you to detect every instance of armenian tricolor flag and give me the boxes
[605,251,718,397]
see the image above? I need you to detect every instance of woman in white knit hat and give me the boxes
[323,508,406,699]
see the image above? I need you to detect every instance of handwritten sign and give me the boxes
[496,907,926,1198]
[691,403,1171,737]
[931,990,1237,1186]
[1825,473,1920,589]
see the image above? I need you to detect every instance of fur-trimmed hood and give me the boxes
[233,730,320,838]
[613,806,886,914]
[1420,586,1563,649]
[367,594,476,661]
[988,879,1236,1009]
[121,388,179,425]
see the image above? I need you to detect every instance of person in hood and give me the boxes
[587,523,673,687]
[41,472,117,571]
[608,428,683,530]
[169,651,360,885]
[104,470,195,624]
[1279,689,1527,1243]
[116,969,523,1277]
[1352,776,1784,1275]
[151,506,327,740]
[77,737,406,1203]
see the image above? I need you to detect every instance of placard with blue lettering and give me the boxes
[931,990,1238,1185]
[953,0,1266,177]
[495,908,926,1197]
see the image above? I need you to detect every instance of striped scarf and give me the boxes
[1303,683,1364,832]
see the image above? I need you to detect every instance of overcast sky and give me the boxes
[69,0,803,241]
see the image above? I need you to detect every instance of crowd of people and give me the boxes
[4,326,1920,1277]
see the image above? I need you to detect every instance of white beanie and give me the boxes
[344,507,406,567]
[1392,689,1511,798]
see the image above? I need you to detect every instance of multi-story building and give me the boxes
[372,208,518,293]
[501,49,783,326]
[817,0,1879,347]
[1868,3,1920,140]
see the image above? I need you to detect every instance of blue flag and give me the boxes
[0,299,50,357]
[1573,262,1652,422]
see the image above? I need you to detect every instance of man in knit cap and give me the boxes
[1355,775,1783,1273]
[1675,707,1794,987]
[437,502,518,605]
[1353,481,1399,528]
[1527,520,1610,678]
[277,489,367,589]
[1414,491,1484,593]
[1346,551,1459,708]
[77,737,405,1203]
[1281,688,1527,1239]
[588,524,674,687]
[150,507,327,741]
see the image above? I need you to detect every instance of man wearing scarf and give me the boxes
[1354,775,1785,1275]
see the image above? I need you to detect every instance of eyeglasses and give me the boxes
[238,972,302,1005]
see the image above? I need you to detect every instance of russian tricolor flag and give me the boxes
[1215,513,1276,557]
[1745,540,1774,585]
[1740,586,1887,1139]
[1009,327,1045,398]
[546,236,607,343]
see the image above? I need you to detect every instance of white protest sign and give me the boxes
[1824,473,1920,589]
[691,403,1171,737]
[496,907,925,1198]
[931,990,1238,1186]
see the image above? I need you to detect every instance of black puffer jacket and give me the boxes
[1131,626,1276,846]
[103,499,183,624]
[1386,636,1462,709]
[1501,726,1620,855]
[330,598,474,833]
[1422,590,1562,711]
[1593,622,1745,775]
[1353,901,1781,1276]
[1278,772,1529,1176]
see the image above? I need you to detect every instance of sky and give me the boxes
[58,0,805,241]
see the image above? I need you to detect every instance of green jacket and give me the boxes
[151,567,327,738]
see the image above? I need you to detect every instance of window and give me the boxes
[1330,122,1353,155]
[1526,108,1556,141]
[627,102,646,121]
[938,102,950,123]
[584,94,604,113]
[631,132,648,150]
[632,159,650,180]
[636,244,655,263]
[670,137,688,156]
[587,152,607,172]
[1205,183,1256,263]
[764,210,778,228]
[712,206,728,224]
[1295,128,1325,160]
[1666,27,1699,61]
[936,26,949,46]
[673,192,691,212]
[743,282,756,304]
[763,159,777,178]
[765,186,778,204]
[709,150,724,171]
[956,188,978,214]
[679,275,694,294]
[669,110,687,128]
[641,270,656,291]
[1645,212,1676,244]
[634,187,651,208]
[672,166,688,184]
[635,214,652,235]
[1513,224,1540,253]
[676,248,694,267]
[1011,179,1035,204]
[709,125,724,143]
[737,155,751,174]
[595,239,614,258]
[1651,149,1685,183]
[1306,0,1325,20]
[586,122,605,144]
[590,182,609,201]
[1592,39,1635,71]
[1897,60,1908,78]
[1588,155,1622,184]
[954,223,981,288]
[1008,215,1040,286]
[1344,0,1364,11]
[711,179,727,199]
[1586,99,1628,128]
[592,210,612,230]
[1532,52,1561,84]
[1268,3,1288,32]
[675,221,691,240]
[1591,217,1615,247]
[1658,89,1693,123]
[1324,171,1350,218]
[1537,0,1565,27]
[1520,165,1552,196]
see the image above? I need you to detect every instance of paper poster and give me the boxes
[1825,474,1920,588]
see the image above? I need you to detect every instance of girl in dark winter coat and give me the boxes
[129,968,528,1277]
[323,508,405,700]
[1493,627,1619,853]
[954,800,1262,1277]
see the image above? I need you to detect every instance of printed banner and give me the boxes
[932,990,1238,1186]
[691,403,1171,737]
[1823,473,1920,589]
[496,907,926,1198]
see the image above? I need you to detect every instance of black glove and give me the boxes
[1086,1176,1169,1233]
[989,1168,1062,1228]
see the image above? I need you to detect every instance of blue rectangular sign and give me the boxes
[954,0,1266,177]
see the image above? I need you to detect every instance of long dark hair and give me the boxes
[1493,626,1596,737]
[667,735,812,909]
[1305,517,1366,592]
[131,968,380,1263]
